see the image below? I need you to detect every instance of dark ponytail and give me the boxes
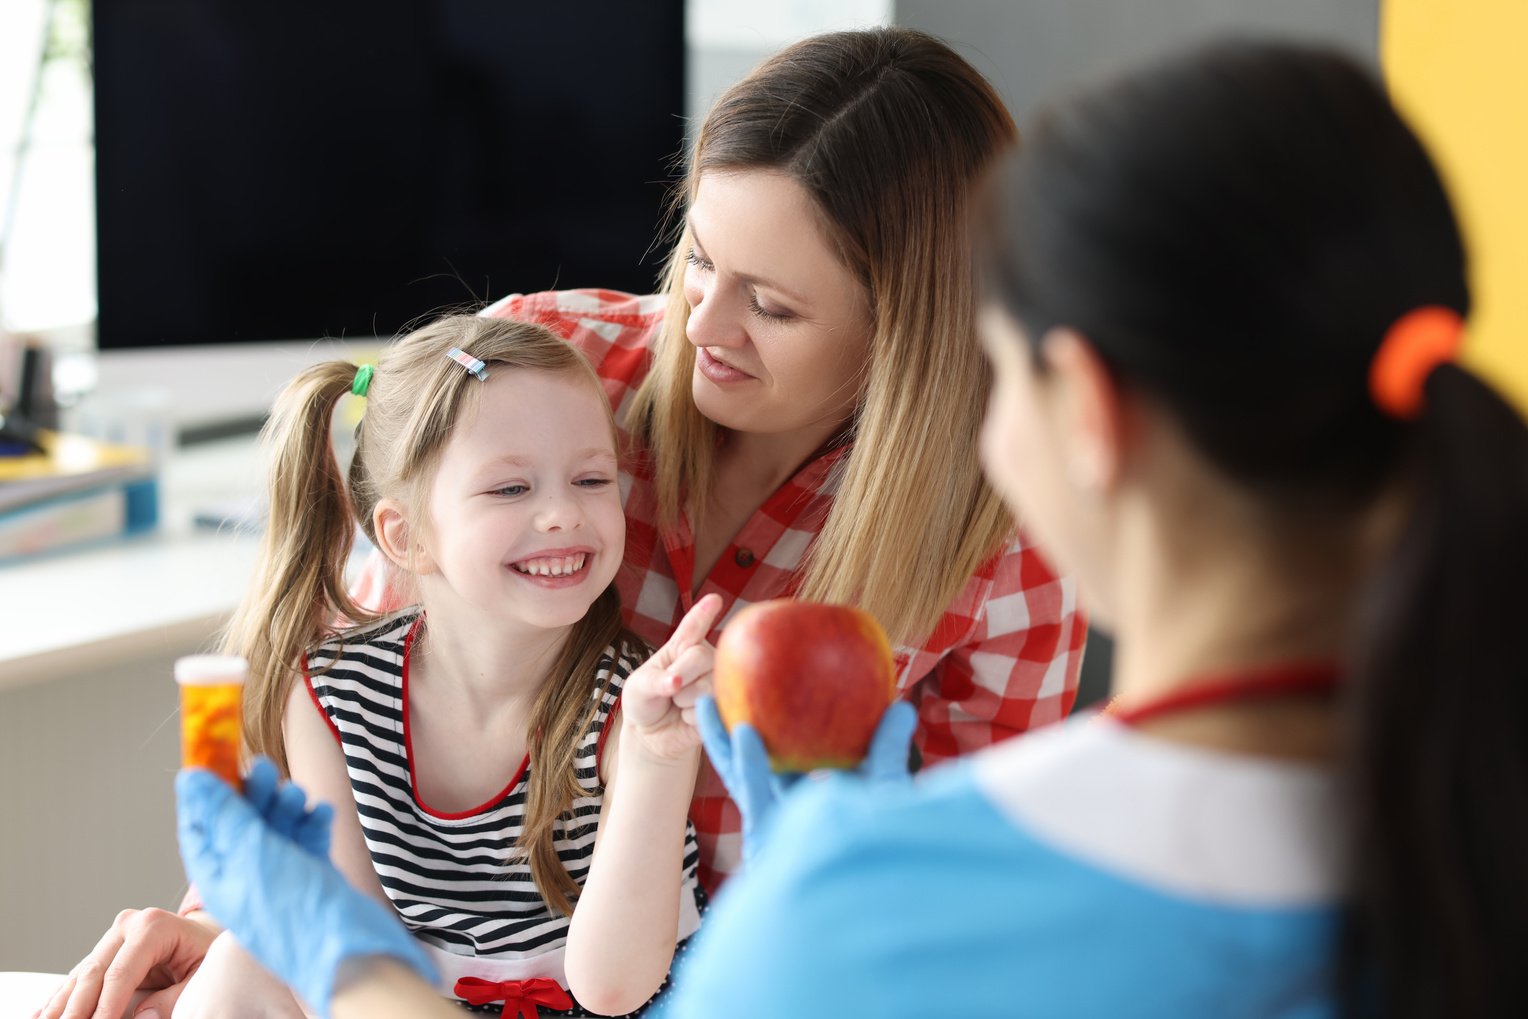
[1343,365,1528,1016]
[985,38,1528,1016]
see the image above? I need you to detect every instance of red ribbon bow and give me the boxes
[453,976,574,1019]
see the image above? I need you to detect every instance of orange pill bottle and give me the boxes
[175,655,247,790]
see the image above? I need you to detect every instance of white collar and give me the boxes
[971,713,1345,908]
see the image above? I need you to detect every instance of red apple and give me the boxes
[714,599,897,772]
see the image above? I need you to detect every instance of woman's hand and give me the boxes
[34,908,219,1019]
[697,695,918,861]
[168,932,309,1019]
[620,594,724,763]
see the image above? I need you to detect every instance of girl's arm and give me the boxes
[282,679,392,905]
[330,959,459,1019]
[169,928,309,1019]
[563,595,722,1016]
[566,722,699,1014]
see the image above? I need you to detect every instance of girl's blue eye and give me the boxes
[495,484,529,497]
[577,477,613,488]
[686,249,714,272]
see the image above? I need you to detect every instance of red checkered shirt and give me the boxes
[352,288,1087,892]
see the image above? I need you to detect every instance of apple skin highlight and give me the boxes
[714,600,897,772]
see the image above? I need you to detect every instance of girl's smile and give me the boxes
[508,547,597,586]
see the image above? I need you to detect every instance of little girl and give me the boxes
[202,314,714,1018]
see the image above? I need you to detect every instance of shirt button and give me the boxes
[734,547,756,568]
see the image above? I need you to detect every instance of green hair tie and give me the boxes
[351,363,375,397]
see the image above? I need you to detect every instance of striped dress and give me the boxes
[303,610,705,1016]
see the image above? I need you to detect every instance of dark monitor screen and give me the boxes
[94,1,685,349]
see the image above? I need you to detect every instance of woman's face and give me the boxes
[682,170,873,441]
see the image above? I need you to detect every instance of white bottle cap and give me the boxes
[174,654,249,686]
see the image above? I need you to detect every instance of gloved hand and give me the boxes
[175,758,439,1018]
[696,696,917,861]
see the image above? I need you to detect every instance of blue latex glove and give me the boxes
[697,696,917,861]
[175,758,439,1018]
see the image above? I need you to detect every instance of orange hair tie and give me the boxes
[1368,305,1465,419]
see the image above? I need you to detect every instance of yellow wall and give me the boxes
[1382,0,1528,409]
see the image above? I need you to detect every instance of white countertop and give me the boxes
[0,973,68,1019]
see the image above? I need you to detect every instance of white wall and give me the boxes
[895,0,1379,128]
[1,651,189,973]
[686,0,892,125]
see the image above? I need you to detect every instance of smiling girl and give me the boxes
[203,314,715,1018]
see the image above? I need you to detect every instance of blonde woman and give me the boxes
[349,25,1083,894]
[40,27,1082,1019]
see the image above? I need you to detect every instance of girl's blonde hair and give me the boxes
[225,313,631,915]
[628,27,1019,646]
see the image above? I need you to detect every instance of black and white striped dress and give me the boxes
[303,610,705,1016]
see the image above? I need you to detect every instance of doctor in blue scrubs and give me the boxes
[173,37,1528,1019]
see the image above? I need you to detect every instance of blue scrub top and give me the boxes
[658,714,1343,1018]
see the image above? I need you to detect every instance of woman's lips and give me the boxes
[696,346,757,384]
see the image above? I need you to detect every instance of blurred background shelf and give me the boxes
[0,435,262,974]
[0,435,262,689]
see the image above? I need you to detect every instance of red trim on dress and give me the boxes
[596,693,624,781]
[302,651,345,746]
[401,617,531,820]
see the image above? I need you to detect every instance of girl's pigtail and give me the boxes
[224,361,373,774]
[1343,365,1528,1017]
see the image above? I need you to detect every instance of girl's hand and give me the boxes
[621,593,724,763]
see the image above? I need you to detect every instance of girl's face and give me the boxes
[416,369,625,634]
[682,170,873,441]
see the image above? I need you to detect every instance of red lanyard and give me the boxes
[1105,661,1341,728]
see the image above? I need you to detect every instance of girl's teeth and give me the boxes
[516,554,587,577]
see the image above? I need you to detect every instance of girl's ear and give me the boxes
[1038,327,1129,494]
[373,498,437,575]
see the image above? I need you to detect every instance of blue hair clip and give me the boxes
[445,347,489,381]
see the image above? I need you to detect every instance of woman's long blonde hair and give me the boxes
[224,314,632,915]
[629,27,1019,647]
